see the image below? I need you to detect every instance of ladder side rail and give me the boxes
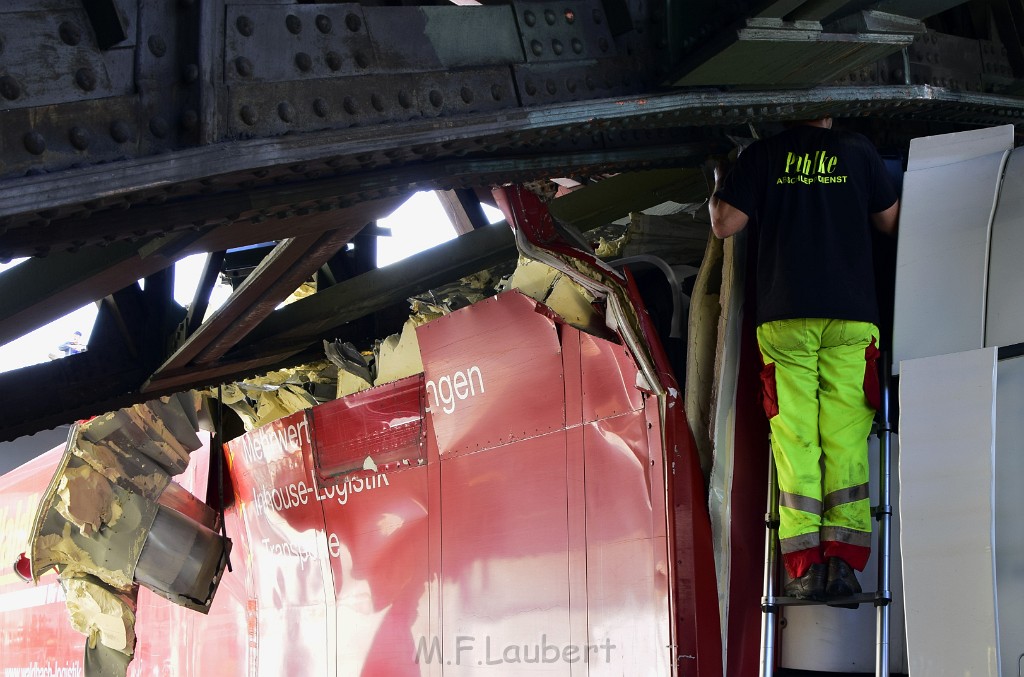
[875,350,895,677]
[759,437,780,677]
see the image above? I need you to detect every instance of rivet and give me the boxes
[295,52,313,72]
[571,38,583,54]
[546,79,557,95]
[593,9,603,23]
[148,35,167,58]
[491,84,503,101]
[316,14,332,33]
[59,21,82,46]
[585,75,595,90]
[149,117,169,138]
[565,78,577,93]
[552,39,564,56]
[110,120,132,143]
[371,93,384,112]
[565,9,576,23]
[429,89,443,107]
[0,75,21,101]
[286,15,302,34]
[345,13,362,32]
[325,51,342,71]
[239,105,258,126]
[75,68,97,92]
[524,10,537,27]
[398,90,412,108]
[598,37,609,52]
[236,15,254,36]
[460,86,474,104]
[531,40,543,56]
[343,96,358,115]
[544,9,556,25]
[181,109,199,131]
[277,102,295,122]
[182,63,199,83]
[235,57,253,77]
[23,131,46,155]
[69,126,91,150]
[525,81,538,96]
[313,98,328,117]
[355,51,369,68]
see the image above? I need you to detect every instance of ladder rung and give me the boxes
[763,592,885,608]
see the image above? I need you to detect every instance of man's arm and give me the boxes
[709,195,749,239]
[870,199,900,237]
[708,161,749,239]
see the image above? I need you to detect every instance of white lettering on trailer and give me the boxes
[425,365,485,414]
[248,473,390,516]
[239,417,311,464]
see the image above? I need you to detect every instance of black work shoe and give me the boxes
[783,562,826,600]
[826,557,862,608]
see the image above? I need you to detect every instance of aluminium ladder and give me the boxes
[759,354,895,677]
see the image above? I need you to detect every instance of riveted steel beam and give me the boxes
[0,231,201,347]
[150,228,350,379]
[3,84,1022,251]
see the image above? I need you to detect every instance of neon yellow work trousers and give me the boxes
[756,318,880,579]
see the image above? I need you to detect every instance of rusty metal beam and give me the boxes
[148,230,350,383]
[0,231,201,347]
[437,188,491,235]
[238,221,516,356]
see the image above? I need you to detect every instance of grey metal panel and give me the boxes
[225,67,516,137]
[362,6,524,70]
[899,347,999,677]
[512,58,645,105]
[996,355,1024,677]
[511,0,616,63]
[224,4,376,83]
[0,10,130,110]
[985,146,1024,348]
[892,125,1014,370]
[671,25,913,87]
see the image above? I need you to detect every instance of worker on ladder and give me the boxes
[708,115,900,602]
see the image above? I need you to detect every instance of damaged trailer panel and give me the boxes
[1,187,720,675]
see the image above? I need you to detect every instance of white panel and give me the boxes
[986,147,1024,348]
[996,355,1024,675]
[899,348,999,677]
[905,124,1014,171]
[892,126,1012,370]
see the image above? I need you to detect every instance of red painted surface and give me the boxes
[418,291,565,458]
[2,288,721,676]
[0,445,83,677]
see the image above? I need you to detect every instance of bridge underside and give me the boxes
[1,0,1022,443]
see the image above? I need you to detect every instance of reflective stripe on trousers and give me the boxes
[757,318,877,577]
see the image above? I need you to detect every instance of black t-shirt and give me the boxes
[715,125,898,326]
